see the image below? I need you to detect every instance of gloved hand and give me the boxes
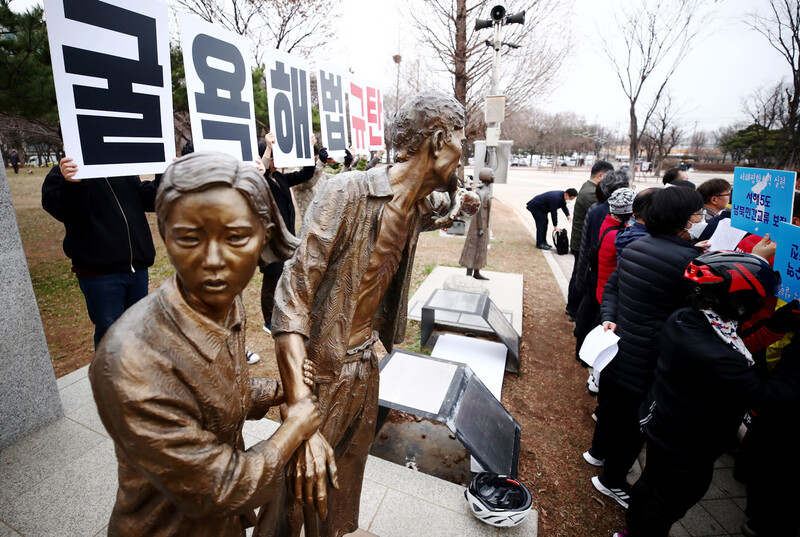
[344,149,353,167]
[318,147,329,164]
[766,299,800,334]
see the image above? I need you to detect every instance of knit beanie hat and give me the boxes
[599,169,631,197]
[608,187,636,215]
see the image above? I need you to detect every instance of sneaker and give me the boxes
[612,532,629,537]
[246,348,260,365]
[587,373,599,395]
[592,475,631,509]
[591,412,598,423]
[262,323,272,336]
[583,449,605,467]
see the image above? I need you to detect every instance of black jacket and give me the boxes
[42,166,158,274]
[262,165,315,275]
[641,307,800,460]
[574,201,610,297]
[600,233,701,396]
[526,190,570,227]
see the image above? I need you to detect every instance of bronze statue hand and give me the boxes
[293,431,339,520]
[302,359,315,388]
[432,188,480,226]
[281,394,322,440]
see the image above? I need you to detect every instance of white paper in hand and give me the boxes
[707,218,747,252]
[579,325,620,373]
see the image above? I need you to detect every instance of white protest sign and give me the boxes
[179,13,258,162]
[348,78,385,154]
[263,48,314,168]
[44,0,175,179]
[317,67,350,161]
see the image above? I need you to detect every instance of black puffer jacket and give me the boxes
[42,166,158,274]
[574,201,610,297]
[600,233,701,396]
[640,307,800,460]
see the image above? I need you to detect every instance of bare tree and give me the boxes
[645,94,683,173]
[715,123,742,163]
[410,0,571,160]
[602,0,706,181]
[173,0,334,61]
[750,0,800,169]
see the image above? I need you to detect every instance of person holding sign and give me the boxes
[41,158,160,347]
[615,252,800,537]
[89,152,321,537]
[259,132,321,336]
[260,91,480,537]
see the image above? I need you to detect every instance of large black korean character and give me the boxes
[270,61,312,159]
[319,71,346,152]
[192,33,252,160]
[62,0,165,165]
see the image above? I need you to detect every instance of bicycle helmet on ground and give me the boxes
[464,472,533,527]
[684,251,780,321]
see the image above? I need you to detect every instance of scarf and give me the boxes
[701,309,753,365]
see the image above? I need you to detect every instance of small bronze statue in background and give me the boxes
[260,91,480,537]
[89,152,322,537]
[459,167,494,280]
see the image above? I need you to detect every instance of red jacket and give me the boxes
[596,214,626,303]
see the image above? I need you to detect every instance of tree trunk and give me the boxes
[454,0,468,174]
[629,104,638,183]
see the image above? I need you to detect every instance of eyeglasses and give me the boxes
[715,192,732,198]
[692,210,705,217]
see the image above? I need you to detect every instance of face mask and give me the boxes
[688,219,708,239]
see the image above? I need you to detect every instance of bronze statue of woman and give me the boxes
[89,151,325,537]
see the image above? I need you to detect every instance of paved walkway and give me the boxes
[0,362,537,537]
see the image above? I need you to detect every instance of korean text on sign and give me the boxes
[264,48,314,169]
[774,222,800,303]
[349,79,384,154]
[317,68,350,161]
[44,0,175,179]
[179,13,258,162]
[731,166,796,236]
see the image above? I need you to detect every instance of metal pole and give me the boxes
[486,21,502,171]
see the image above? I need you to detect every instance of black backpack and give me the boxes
[552,228,569,255]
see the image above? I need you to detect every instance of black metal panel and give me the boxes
[378,350,521,478]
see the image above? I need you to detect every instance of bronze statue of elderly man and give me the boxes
[89,152,320,537]
[259,90,480,537]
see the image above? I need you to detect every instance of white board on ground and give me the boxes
[44,0,175,179]
[431,334,507,399]
[179,13,258,162]
[378,352,457,415]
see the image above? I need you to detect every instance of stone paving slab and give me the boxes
[0,365,538,536]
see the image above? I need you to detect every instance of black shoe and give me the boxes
[473,270,489,280]
[536,243,552,250]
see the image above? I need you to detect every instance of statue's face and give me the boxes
[433,128,465,184]
[164,186,265,322]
